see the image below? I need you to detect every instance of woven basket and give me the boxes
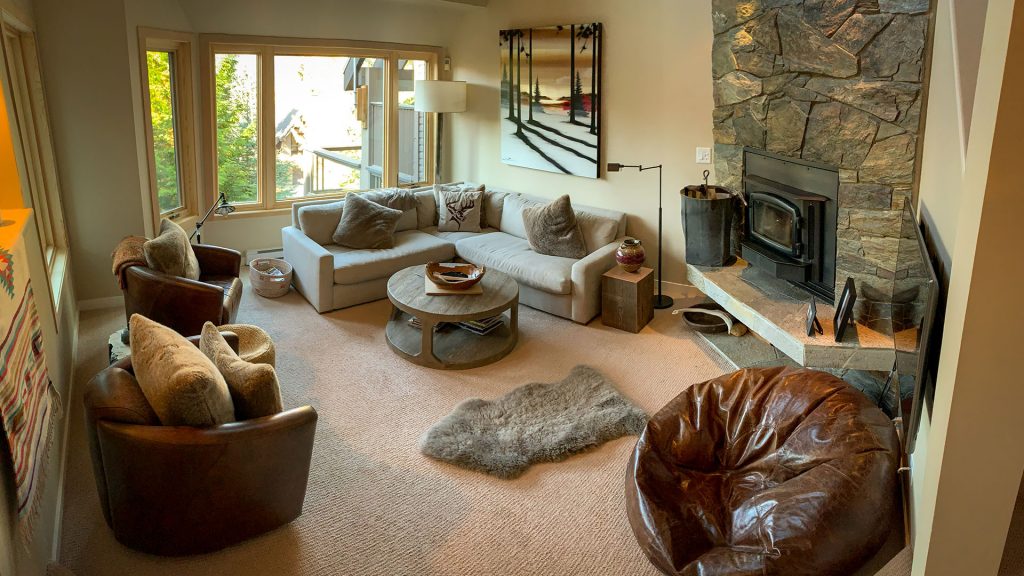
[249,258,293,298]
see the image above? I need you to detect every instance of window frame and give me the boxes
[0,17,70,312]
[138,28,198,230]
[198,33,440,215]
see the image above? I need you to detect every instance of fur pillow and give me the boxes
[144,219,200,280]
[129,314,235,427]
[297,201,344,245]
[200,322,283,420]
[332,192,404,249]
[521,195,588,259]
[438,188,483,232]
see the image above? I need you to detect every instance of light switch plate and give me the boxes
[696,147,712,164]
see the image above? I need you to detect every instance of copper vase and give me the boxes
[615,238,646,272]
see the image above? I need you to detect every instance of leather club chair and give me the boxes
[123,244,243,338]
[84,333,317,556]
[626,367,900,576]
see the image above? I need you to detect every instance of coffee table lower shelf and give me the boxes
[385,310,518,370]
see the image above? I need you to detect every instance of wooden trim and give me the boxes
[138,27,199,231]
[198,33,442,212]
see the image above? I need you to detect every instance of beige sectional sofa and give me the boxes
[281,184,628,323]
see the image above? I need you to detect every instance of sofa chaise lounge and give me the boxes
[281,184,628,324]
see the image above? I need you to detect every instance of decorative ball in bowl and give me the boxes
[425,262,486,290]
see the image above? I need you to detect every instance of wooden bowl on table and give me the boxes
[425,262,486,291]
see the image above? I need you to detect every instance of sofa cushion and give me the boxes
[438,188,483,232]
[416,190,437,229]
[144,219,201,280]
[331,230,455,285]
[297,201,344,245]
[576,211,619,252]
[455,232,574,295]
[522,195,588,259]
[200,322,283,420]
[362,188,419,233]
[499,193,540,239]
[128,314,235,427]
[423,226,499,243]
[332,192,403,249]
[482,189,508,231]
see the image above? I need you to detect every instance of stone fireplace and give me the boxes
[710,0,930,306]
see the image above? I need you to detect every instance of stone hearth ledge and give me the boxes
[687,259,895,371]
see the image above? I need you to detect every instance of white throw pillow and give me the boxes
[500,193,541,239]
[437,188,483,232]
[575,211,619,252]
[297,201,344,245]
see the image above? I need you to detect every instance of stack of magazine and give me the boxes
[456,316,503,336]
[407,316,446,332]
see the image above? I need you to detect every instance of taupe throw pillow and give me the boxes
[129,314,235,427]
[522,195,588,259]
[438,188,483,232]
[200,322,283,420]
[363,187,420,211]
[144,218,200,280]
[332,192,404,249]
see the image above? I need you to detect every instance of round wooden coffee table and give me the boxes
[386,265,519,370]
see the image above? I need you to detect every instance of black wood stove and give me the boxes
[741,148,838,301]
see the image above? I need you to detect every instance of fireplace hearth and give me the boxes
[741,148,838,301]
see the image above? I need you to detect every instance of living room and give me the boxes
[0,0,1021,575]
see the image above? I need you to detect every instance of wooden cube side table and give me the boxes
[602,267,654,333]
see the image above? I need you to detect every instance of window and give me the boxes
[139,29,197,229]
[200,35,439,213]
[1,20,69,306]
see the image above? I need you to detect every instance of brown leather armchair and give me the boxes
[626,367,899,576]
[85,333,317,556]
[123,244,243,337]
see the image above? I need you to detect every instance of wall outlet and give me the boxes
[696,147,712,164]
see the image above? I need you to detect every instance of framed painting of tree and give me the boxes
[499,23,601,179]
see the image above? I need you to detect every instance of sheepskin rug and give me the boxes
[419,365,648,478]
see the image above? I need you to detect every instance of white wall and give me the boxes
[448,0,715,285]
[912,0,1024,574]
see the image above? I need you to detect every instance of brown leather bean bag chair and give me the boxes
[625,367,899,576]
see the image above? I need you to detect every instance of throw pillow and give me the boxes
[128,314,235,427]
[438,188,483,232]
[297,201,344,245]
[363,187,420,211]
[499,193,540,239]
[521,195,588,259]
[144,218,201,280]
[200,322,283,420]
[332,192,404,249]
[434,183,485,225]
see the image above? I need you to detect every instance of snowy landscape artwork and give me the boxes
[499,24,602,178]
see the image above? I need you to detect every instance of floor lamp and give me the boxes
[607,162,674,309]
[190,192,235,244]
[414,80,467,184]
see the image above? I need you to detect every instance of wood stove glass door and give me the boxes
[750,192,800,257]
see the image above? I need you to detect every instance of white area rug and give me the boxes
[59,279,731,575]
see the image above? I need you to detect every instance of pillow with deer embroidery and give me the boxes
[437,188,483,232]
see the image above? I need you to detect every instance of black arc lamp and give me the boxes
[190,192,235,244]
[607,162,674,309]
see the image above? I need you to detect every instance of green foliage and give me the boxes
[146,51,180,212]
[215,54,258,204]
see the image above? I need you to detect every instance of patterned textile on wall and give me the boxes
[0,228,56,538]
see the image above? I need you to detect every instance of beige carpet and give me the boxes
[58,280,738,575]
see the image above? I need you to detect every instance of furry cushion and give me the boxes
[332,192,404,249]
[144,219,200,280]
[128,314,234,427]
[438,188,483,232]
[521,195,588,258]
[297,201,344,245]
[200,322,282,420]
[362,187,420,211]
[420,365,647,479]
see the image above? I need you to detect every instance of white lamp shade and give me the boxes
[414,80,467,113]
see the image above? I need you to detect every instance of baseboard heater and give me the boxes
[244,247,285,264]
